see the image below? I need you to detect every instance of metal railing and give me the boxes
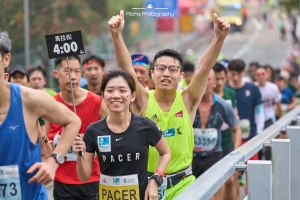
[175,105,300,200]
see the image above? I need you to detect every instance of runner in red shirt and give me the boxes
[46,55,108,200]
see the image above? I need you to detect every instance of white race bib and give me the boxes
[194,128,218,152]
[239,119,250,139]
[281,104,288,115]
[54,133,84,161]
[99,174,139,200]
[0,165,21,199]
[148,177,167,200]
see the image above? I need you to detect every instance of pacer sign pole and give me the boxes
[66,56,76,114]
[45,30,86,156]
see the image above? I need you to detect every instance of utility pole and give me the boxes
[24,0,30,68]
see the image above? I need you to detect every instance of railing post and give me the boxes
[247,160,272,200]
[287,126,300,200]
[272,139,290,200]
[297,116,300,126]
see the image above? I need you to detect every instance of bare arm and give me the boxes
[154,137,171,173]
[276,101,282,118]
[287,97,298,110]
[108,10,148,115]
[73,137,94,182]
[25,89,81,156]
[183,13,230,112]
[38,123,53,161]
[230,124,242,150]
[145,137,171,200]
[25,89,81,184]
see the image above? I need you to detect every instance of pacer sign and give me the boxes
[99,174,140,200]
[45,30,85,59]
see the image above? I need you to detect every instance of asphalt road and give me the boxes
[194,15,290,69]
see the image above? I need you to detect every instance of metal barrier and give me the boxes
[175,105,300,200]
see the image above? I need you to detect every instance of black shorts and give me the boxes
[264,119,273,129]
[223,147,234,158]
[193,152,223,178]
[53,180,98,200]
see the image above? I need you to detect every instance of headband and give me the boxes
[83,60,103,69]
[132,62,150,69]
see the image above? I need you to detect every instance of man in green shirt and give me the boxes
[213,62,241,200]
[109,10,230,199]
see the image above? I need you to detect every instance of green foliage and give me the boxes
[0,0,108,67]
[107,0,143,21]
[279,0,299,12]
[0,0,145,68]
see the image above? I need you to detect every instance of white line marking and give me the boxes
[232,18,263,59]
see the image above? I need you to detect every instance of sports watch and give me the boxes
[150,175,163,187]
[50,153,64,165]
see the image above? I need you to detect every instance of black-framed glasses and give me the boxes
[155,64,180,74]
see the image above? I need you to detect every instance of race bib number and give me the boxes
[281,104,288,115]
[239,119,250,139]
[194,128,218,152]
[54,133,84,161]
[148,177,167,200]
[99,174,139,200]
[0,165,21,200]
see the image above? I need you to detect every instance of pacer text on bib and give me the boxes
[99,174,139,200]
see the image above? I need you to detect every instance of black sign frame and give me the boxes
[45,30,85,59]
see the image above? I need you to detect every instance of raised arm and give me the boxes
[183,13,230,111]
[108,10,148,115]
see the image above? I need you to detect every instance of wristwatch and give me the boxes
[50,153,64,165]
[150,175,163,187]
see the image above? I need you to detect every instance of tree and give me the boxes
[279,0,299,12]
[0,0,108,67]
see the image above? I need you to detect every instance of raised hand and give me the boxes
[108,10,125,34]
[213,13,230,37]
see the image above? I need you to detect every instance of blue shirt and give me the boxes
[281,87,294,104]
[193,94,238,157]
[0,83,47,200]
[228,82,262,141]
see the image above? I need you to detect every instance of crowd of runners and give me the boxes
[0,9,299,200]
